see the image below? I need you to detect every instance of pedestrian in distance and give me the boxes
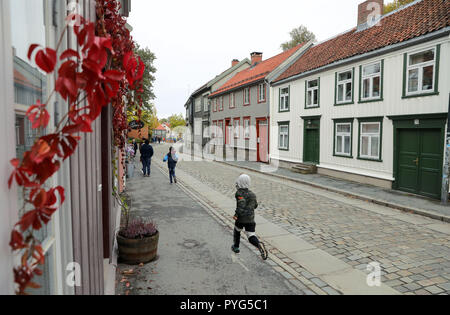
[231,174,268,260]
[140,139,154,177]
[163,147,178,184]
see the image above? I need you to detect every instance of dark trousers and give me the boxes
[142,158,151,175]
[234,222,260,249]
[169,167,176,183]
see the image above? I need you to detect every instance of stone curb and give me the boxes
[216,161,450,224]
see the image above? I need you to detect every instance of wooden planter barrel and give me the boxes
[117,232,159,265]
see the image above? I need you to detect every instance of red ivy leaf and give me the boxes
[60,49,80,60]
[27,44,40,60]
[35,48,57,73]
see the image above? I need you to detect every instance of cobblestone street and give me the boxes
[154,144,450,295]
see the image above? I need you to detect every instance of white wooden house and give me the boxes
[269,0,450,199]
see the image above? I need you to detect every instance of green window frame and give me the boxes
[279,86,290,112]
[357,117,383,162]
[305,78,320,109]
[402,44,440,99]
[359,60,384,103]
[334,68,355,106]
[278,121,290,151]
[333,118,354,158]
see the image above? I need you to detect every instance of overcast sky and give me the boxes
[128,0,390,119]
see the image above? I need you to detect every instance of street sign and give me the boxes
[129,120,144,130]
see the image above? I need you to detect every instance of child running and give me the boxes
[231,174,268,260]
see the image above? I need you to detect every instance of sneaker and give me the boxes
[258,242,268,260]
[174,176,177,184]
[231,245,240,254]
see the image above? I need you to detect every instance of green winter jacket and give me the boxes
[235,188,258,224]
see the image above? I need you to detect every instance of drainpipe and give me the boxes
[442,93,450,205]
[264,79,270,163]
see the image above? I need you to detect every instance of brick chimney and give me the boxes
[251,52,263,66]
[232,59,239,67]
[357,0,383,28]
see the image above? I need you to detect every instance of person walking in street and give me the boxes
[140,139,154,177]
[231,174,268,260]
[163,147,178,184]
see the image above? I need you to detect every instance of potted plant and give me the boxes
[116,194,159,265]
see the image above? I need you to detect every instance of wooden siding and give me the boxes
[270,36,450,182]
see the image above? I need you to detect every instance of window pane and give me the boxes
[373,76,380,97]
[308,80,318,88]
[307,91,312,105]
[363,63,380,76]
[363,78,370,98]
[362,123,379,134]
[337,84,344,102]
[371,137,379,157]
[409,49,434,65]
[313,90,318,105]
[345,82,352,101]
[361,136,369,156]
[337,124,350,133]
[408,69,419,92]
[339,71,352,81]
[422,65,434,90]
[344,136,351,154]
[336,136,342,153]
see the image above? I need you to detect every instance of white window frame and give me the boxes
[336,69,353,104]
[194,119,202,136]
[230,93,235,109]
[244,118,250,139]
[278,124,289,150]
[306,79,319,108]
[233,118,240,139]
[244,87,250,105]
[258,83,266,102]
[195,98,201,112]
[359,122,381,160]
[279,87,290,111]
[335,122,352,157]
[361,61,382,101]
[406,47,436,96]
[203,95,209,112]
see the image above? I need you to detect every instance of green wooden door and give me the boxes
[303,120,320,164]
[397,128,442,199]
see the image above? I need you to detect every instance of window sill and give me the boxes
[358,157,383,162]
[278,148,289,151]
[334,101,354,106]
[305,105,320,109]
[278,109,290,113]
[359,98,383,104]
[333,154,353,159]
[402,92,439,99]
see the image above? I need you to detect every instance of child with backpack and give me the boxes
[231,174,268,260]
[163,147,179,184]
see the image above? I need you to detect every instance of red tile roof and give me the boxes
[210,43,306,97]
[155,124,166,131]
[274,0,449,83]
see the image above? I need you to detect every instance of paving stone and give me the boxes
[424,286,444,294]
[322,286,341,295]
[437,282,450,291]
[310,278,327,288]
[404,283,421,291]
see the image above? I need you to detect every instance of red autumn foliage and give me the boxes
[8,1,145,294]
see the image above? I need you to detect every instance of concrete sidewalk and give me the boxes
[116,161,307,295]
[220,161,450,222]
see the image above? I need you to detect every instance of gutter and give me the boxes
[272,27,450,87]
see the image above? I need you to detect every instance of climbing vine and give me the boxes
[8,1,144,295]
